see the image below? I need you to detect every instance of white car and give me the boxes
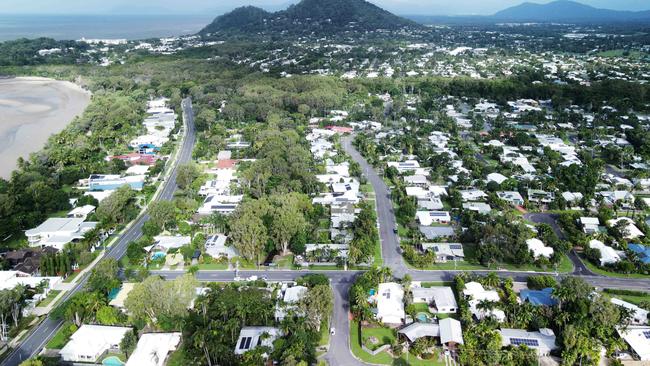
[330,328,336,335]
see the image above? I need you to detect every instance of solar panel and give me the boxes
[244,337,253,349]
[643,331,650,339]
[450,244,463,250]
[510,338,539,347]
[239,337,250,350]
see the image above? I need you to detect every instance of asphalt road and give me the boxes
[341,135,407,277]
[1,98,196,366]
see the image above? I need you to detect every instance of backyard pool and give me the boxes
[416,312,431,323]
[151,251,166,260]
[102,356,125,366]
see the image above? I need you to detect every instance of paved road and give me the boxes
[341,135,407,276]
[1,98,196,366]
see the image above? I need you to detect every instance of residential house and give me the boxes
[527,189,555,204]
[387,160,420,173]
[611,298,648,325]
[398,318,463,347]
[526,238,554,259]
[459,189,488,202]
[607,217,645,240]
[87,174,145,191]
[418,196,444,211]
[125,333,181,366]
[411,286,458,313]
[463,202,491,214]
[463,282,506,322]
[67,205,96,220]
[617,325,650,360]
[497,191,525,206]
[499,328,558,356]
[579,217,600,234]
[197,194,243,215]
[420,243,465,262]
[26,218,98,251]
[486,173,508,185]
[234,326,282,355]
[589,239,622,265]
[205,234,239,260]
[60,325,132,363]
[419,226,455,241]
[416,211,451,226]
[375,282,405,325]
[628,244,650,264]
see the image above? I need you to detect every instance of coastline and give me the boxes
[0,77,91,179]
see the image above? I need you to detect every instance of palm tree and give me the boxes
[483,272,500,289]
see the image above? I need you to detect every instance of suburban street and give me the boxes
[341,135,407,276]
[6,115,650,366]
[1,98,196,366]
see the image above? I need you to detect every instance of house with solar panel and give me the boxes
[420,243,465,262]
[416,211,451,226]
[234,326,282,356]
[617,325,650,361]
[499,328,558,356]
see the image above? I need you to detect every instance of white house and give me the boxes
[497,191,525,206]
[420,243,465,262]
[459,189,488,202]
[60,325,132,363]
[205,234,239,260]
[607,217,645,240]
[463,282,505,322]
[416,211,451,226]
[526,238,554,259]
[588,239,622,265]
[375,282,405,325]
[387,160,420,173]
[463,202,492,214]
[197,194,243,215]
[125,332,181,366]
[234,327,282,355]
[486,173,508,185]
[411,286,458,313]
[66,205,96,220]
[499,328,558,356]
[398,318,463,346]
[611,298,648,325]
[579,217,600,234]
[617,325,650,360]
[25,218,98,251]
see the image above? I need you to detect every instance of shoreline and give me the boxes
[0,77,91,179]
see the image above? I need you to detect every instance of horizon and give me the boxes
[0,0,648,17]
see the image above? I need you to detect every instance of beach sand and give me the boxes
[0,77,91,179]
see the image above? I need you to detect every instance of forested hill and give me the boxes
[200,0,419,36]
[493,0,650,23]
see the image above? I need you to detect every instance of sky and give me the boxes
[0,0,648,16]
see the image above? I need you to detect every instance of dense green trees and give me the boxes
[348,202,379,265]
[95,186,138,225]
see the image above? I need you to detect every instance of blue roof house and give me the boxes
[628,244,650,264]
[520,288,558,307]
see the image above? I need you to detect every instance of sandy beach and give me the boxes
[0,77,91,179]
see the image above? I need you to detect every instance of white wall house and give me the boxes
[526,238,554,259]
[26,218,98,251]
[60,325,132,363]
[125,333,181,366]
[416,211,451,226]
[375,282,405,325]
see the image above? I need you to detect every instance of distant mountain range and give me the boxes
[406,0,650,24]
[200,0,418,36]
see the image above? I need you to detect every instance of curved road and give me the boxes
[1,98,196,366]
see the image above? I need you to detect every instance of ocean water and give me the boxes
[0,14,215,41]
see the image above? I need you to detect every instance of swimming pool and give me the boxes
[416,312,431,323]
[102,356,125,366]
[151,251,166,260]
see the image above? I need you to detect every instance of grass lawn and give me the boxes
[361,184,374,194]
[274,254,295,269]
[373,239,383,266]
[580,256,650,279]
[197,262,229,270]
[349,320,445,366]
[421,281,452,287]
[409,303,431,314]
[408,252,573,273]
[604,291,650,306]
[319,319,330,347]
[37,290,61,307]
[47,322,74,349]
[167,346,192,366]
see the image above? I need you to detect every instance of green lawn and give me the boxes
[197,262,229,270]
[409,303,431,314]
[604,291,650,306]
[580,256,650,279]
[37,290,61,307]
[373,239,384,266]
[8,315,36,339]
[407,253,573,273]
[319,319,330,347]
[421,281,452,288]
[274,254,295,269]
[349,321,445,366]
[46,322,74,349]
